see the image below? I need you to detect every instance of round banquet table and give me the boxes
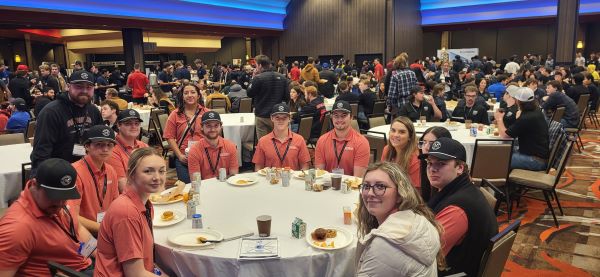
[132,106,152,129]
[153,172,359,277]
[0,143,33,208]
[219,113,256,164]
[369,122,502,166]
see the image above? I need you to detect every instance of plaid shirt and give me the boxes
[387,69,417,109]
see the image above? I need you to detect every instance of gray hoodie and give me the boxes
[355,210,440,277]
[228,84,247,112]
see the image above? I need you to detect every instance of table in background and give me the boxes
[0,143,33,208]
[154,172,359,277]
[132,105,152,129]
[324,97,337,111]
[369,122,501,166]
[220,113,256,164]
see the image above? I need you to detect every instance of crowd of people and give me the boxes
[0,49,596,276]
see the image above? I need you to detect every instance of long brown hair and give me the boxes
[383,117,418,171]
[357,162,446,269]
[177,84,205,115]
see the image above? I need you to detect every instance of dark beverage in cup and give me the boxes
[257,215,272,237]
[331,174,342,190]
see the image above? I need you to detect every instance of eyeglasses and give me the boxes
[464,94,477,99]
[418,140,435,149]
[359,183,388,196]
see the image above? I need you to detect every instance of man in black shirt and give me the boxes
[501,86,520,129]
[451,86,489,124]
[39,64,60,95]
[541,80,579,128]
[336,82,359,103]
[94,68,111,103]
[318,63,337,98]
[495,87,549,171]
[566,73,589,105]
[158,62,175,93]
[8,67,32,108]
[194,59,207,80]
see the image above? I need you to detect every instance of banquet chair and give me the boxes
[575,94,590,116]
[309,113,331,147]
[361,130,387,162]
[297,116,313,142]
[157,113,169,135]
[588,99,600,128]
[549,106,565,125]
[149,108,165,133]
[22,162,32,190]
[508,137,575,227]
[476,219,521,277]
[480,179,501,212]
[470,139,514,219]
[48,261,88,277]
[565,104,589,153]
[0,133,25,146]
[372,101,386,115]
[367,114,386,129]
[24,120,36,141]
[152,120,170,157]
[350,103,358,119]
[239,98,253,113]
[351,119,360,132]
[213,108,227,114]
[210,99,228,113]
[369,149,377,163]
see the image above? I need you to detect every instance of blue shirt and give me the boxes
[487,83,506,101]
[6,111,31,132]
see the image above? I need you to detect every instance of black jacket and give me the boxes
[451,100,490,125]
[41,75,60,94]
[30,94,102,175]
[294,97,325,139]
[8,76,33,107]
[318,70,337,98]
[247,69,290,117]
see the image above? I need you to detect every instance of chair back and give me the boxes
[551,138,576,186]
[320,112,332,135]
[239,98,253,113]
[470,139,514,182]
[362,130,387,162]
[576,104,589,130]
[22,162,32,190]
[48,261,89,277]
[213,107,227,114]
[477,219,521,277]
[25,120,36,141]
[368,114,386,128]
[576,94,590,114]
[0,133,25,146]
[373,101,386,115]
[546,131,565,173]
[149,108,165,132]
[479,186,497,210]
[351,119,360,132]
[550,106,565,124]
[210,98,228,112]
[157,113,169,134]
[350,103,358,118]
[298,116,313,142]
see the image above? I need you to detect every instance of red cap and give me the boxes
[16,64,29,71]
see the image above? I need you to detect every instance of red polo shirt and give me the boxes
[163,105,209,154]
[0,182,91,276]
[381,146,421,189]
[314,128,370,176]
[126,70,149,99]
[95,188,155,277]
[252,130,310,170]
[188,137,239,180]
[107,135,149,180]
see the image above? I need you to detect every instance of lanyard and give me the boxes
[333,140,349,168]
[52,206,78,243]
[204,147,222,174]
[464,105,474,120]
[272,137,292,165]
[117,141,132,157]
[83,158,108,208]
[143,201,156,261]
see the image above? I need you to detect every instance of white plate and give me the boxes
[306,227,353,250]
[167,229,224,247]
[150,186,185,205]
[294,169,328,179]
[257,168,283,176]
[227,175,258,186]
[153,210,185,227]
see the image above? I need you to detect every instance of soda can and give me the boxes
[470,126,478,137]
[218,168,227,182]
[281,170,290,187]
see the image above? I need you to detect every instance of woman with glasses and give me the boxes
[418,126,452,202]
[356,162,444,276]
[381,117,421,191]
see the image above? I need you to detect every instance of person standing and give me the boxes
[247,54,289,139]
[301,57,320,83]
[8,66,32,108]
[289,61,301,82]
[318,63,337,98]
[373,58,385,83]
[39,64,61,95]
[127,63,150,104]
[387,53,418,119]
[30,70,103,175]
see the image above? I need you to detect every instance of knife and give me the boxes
[201,232,255,243]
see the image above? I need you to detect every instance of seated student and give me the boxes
[418,126,452,202]
[541,80,580,128]
[70,125,119,236]
[107,109,149,192]
[288,84,306,113]
[356,162,443,277]
[105,88,128,111]
[228,82,248,113]
[381,117,421,190]
[500,85,520,128]
[566,72,589,104]
[33,87,55,117]
[423,138,498,276]
[96,148,168,276]
[431,83,449,122]
[0,102,10,132]
[6,98,30,133]
[149,85,175,114]
[100,100,119,131]
[188,111,239,180]
[357,79,377,121]
[253,103,311,171]
[293,85,326,139]
[205,84,231,111]
[398,86,442,122]
[525,79,545,103]
[451,85,490,124]
[335,82,358,103]
[314,100,370,177]
[0,159,94,276]
[495,87,549,171]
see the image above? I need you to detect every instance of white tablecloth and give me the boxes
[369,122,500,166]
[324,97,337,111]
[0,143,33,208]
[220,113,256,164]
[132,107,151,129]
[154,172,359,277]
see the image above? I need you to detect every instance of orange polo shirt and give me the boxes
[314,128,370,176]
[252,130,311,170]
[163,105,209,154]
[381,146,421,189]
[188,136,239,180]
[69,156,120,222]
[0,182,91,276]
[95,188,155,277]
[107,135,149,180]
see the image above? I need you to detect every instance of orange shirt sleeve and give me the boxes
[353,136,371,169]
[251,138,266,167]
[107,149,126,180]
[296,138,311,168]
[436,205,468,255]
[380,145,389,162]
[226,141,239,172]
[111,218,145,263]
[163,111,179,140]
[408,154,421,189]
[0,217,34,269]
[314,136,326,168]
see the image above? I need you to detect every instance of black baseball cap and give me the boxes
[36,158,80,200]
[202,111,221,123]
[117,109,144,123]
[271,103,290,116]
[10,98,27,111]
[332,100,351,114]
[83,125,116,144]
[421,137,467,162]
[69,70,94,84]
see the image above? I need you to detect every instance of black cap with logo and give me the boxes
[421,137,467,162]
[36,158,80,200]
[201,111,222,123]
[117,109,144,123]
[332,100,351,114]
[271,103,290,116]
[83,125,116,144]
[69,70,95,84]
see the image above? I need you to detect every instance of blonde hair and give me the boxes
[357,162,446,269]
[305,85,318,97]
[394,53,409,69]
[127,147,162,182]
[383,117,418,171]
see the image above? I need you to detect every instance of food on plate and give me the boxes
[161,211,174,221]
[312,183,323,191]
[197,236,207,244]
[312,228,328,241]
[343,177,362,189]
[150,181,185,203]
[236,179,250,185]
[270,177,280,184]
[312,241,335,248]
[326,229,337,238]
[297,169,327,178]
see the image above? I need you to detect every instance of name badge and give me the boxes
[72,144,86,156]
[96,211,106,223]
[289,146,298,150]
[220,152,230,157]
[188,140,198,149]
[78,237,97,258]
[345,147,354,151]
